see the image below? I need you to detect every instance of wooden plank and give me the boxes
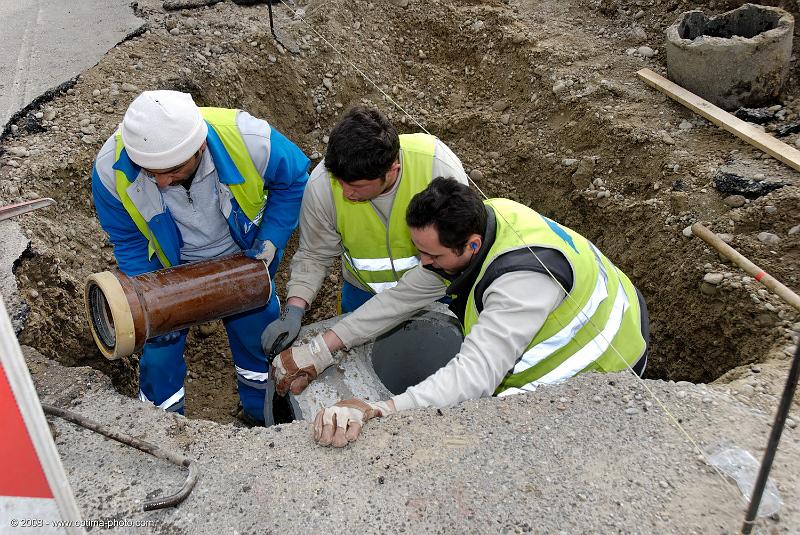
[637,68,800,174]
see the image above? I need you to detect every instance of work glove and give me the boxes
[313,398,395,448]
[148,331,181,345]
[261,304,304,356]
[244,238,277,266]
[272,333,333,396]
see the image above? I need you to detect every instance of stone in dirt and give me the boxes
[197,323,216,338]
[757,232,780,245]
[715,233,733,243]
[570,157,595,189]
[627,25,647,41]
[6,147,29,157]
[722,195,746,208]
[492,99,511,112]
[637,46,655,58]
[469,169,484,181]
[700,281,718,296]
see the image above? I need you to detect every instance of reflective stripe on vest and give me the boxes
[511,243,609,375]
[113,107,266,267]
[350,256,421,272]
[113,136,171,267]
[458,199,645,395]
[331,133,436,293]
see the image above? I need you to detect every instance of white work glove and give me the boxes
[244,238,277,265]
[272,333,333,396]
[313,398,395,448]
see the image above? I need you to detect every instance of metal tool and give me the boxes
[268,0,287,50]
[267,332,289,365]
[0,197,56,221]
[42,403,198,511]
[258,332,289,426]
[741,340,799,532]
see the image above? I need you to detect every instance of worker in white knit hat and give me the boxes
[91,90,309,425]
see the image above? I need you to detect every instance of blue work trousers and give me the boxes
[138,292,280,424]
[339,280,375,313]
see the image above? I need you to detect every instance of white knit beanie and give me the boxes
[121,90,208,169]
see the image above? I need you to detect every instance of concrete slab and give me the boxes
[26,347,800,534]
[0,0,143,128]
[0,220,30,332]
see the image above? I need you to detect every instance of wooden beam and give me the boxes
[637,68,800,174]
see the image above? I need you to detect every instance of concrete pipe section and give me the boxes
[84,253,272,360]
[289,304,464,421]
[665,3,794,110]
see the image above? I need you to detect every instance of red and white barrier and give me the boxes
[0,296,83,534]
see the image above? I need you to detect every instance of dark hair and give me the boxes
[325,106,400,182]
[406,177,486,253]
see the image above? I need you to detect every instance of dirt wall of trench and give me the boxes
[2,0,798,422]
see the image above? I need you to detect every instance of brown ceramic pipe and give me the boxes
[84,253,272,360]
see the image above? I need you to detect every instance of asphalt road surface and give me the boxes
[0,0,143,127]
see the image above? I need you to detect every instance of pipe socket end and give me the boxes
[84,271,136,360]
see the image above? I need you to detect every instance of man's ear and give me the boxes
[468,234,482,252]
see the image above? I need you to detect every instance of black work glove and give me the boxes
[260,304,303,356]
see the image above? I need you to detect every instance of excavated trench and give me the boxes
[8,0,798,424]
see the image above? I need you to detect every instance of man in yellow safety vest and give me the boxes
[273,177,650,447]
[92,90,309,425]
[259,106,468,358]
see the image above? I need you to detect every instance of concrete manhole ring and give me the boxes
[665,3,794,110]
[290,305,463,421]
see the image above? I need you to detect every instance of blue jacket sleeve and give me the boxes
[91,165,161,277]
[256,128,310,249]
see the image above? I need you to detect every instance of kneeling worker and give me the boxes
[275,177,650,446]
